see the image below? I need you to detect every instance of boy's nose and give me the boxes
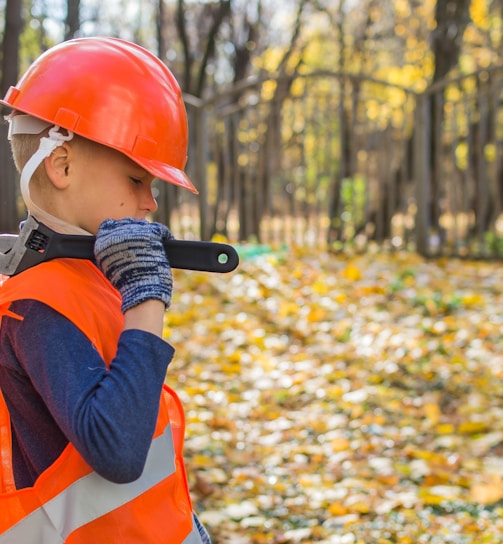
[141,187,158,214]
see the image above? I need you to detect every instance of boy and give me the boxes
[0,37,211,543]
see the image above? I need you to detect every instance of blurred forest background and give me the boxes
[0,0,502,258]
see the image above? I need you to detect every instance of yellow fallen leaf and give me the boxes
[424,402,441,425]
[328,502,349,516]
[331,436,351,452]
[436,423,455,435]
[342,263,362,281]
[311,280,329,295]
[458,421,489,434]
[348,500,371,514]
[211,233,229,243]
[191,454,216,468]
[461,293,483,306]
[334,292,347,303]
[470,474,503,504]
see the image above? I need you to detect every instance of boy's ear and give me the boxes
[43,143,71,189]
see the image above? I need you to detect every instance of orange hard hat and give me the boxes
[0,37,197,194]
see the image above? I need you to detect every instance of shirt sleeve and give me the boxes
[3,299,174,483]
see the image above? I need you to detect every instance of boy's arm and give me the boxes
[3,219,176,485]
[3,299,173,484]
[124,299,165,337]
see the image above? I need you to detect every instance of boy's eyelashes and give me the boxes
[130,177,143,185]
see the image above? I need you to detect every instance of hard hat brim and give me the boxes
[138,157,198,195]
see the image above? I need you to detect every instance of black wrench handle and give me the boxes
[0,218,239,275]
[44,235,240,273]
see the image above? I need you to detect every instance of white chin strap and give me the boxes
[8,115,92,235]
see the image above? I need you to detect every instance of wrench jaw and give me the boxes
[0,216,239,276]
[0,216,47,276]
[0,216,95,276]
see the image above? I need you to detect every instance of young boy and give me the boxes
[0,37,211,543]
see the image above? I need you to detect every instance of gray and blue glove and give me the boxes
[94,218,174,313]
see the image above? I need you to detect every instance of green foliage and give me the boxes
[337,175,368,237]
[484,231,503,255]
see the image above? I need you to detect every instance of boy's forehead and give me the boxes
[83,140,151,174]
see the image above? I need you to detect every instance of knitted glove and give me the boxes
[94,218,174,313]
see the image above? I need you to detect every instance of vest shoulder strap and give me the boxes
[0,259,123,363]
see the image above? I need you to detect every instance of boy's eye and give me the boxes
[130,177,142,185]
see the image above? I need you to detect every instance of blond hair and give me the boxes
[9,128,96,187]
[10,132,44,173]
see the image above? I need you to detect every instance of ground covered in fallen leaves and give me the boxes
[164,247,503,544]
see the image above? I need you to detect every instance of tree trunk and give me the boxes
[0,0,23,233]
[426,0,471,246]
[65,0,81,40]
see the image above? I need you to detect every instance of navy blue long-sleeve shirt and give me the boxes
[0,299,174,488]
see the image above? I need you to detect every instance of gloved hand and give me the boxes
[94,218,174,313]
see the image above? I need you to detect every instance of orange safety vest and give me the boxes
[0,259,203,543]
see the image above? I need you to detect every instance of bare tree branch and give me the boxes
[195,0,231,96]
[176,0,193,91]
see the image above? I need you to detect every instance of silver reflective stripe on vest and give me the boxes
[1,425,176,544]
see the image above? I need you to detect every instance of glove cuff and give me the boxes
[121,280,172,313]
